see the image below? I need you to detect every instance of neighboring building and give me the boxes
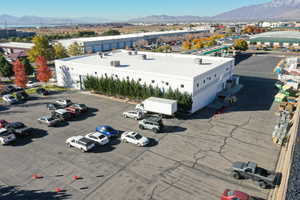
[0,29,35,39]
[57,28,210,53]
[55,50,234,113]
[249,31,300,48]
[0,42,34,54]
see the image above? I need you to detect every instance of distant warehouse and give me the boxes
[57,28,210,53]
[55,50,234,113]
[249,31,300,48]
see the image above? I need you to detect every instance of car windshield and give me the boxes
[103,127,113,132]
[8,96,14,100]
[98,135,105,139]
[134,133,142,140]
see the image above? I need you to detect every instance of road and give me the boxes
[0,55,281,200]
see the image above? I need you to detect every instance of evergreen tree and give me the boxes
[20,57,34,75]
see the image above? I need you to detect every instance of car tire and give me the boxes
[123,114,127,118]
[67,143,71,148]
[137,143,142,147]
[134,117,138,120]
[231,172,241,179]
[152,128,159,133]
[122,139,127,143]
[139,125,144,130]
[258,181,267,189]
[80,148,85,153]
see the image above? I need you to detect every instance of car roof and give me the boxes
[56,109,68,113]
[88,132,105,137]
[0,128,7,133]
[98,125,112,129]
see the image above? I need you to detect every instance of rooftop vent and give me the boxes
[128,51,132,55]
[140,54,147,60]
[110,60,120,67]
[134,51,138,55]
[195,58,203,65]
[97,52,103,59]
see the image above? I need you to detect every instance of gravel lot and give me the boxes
[0,55,282,200]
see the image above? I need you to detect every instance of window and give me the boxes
[104,73,107,77]
[166,82,169,86]
[196,83,199,88]
[115,75,118,78]
[152,80,155,83]
[181,84,184,88]
[126,76,129,80]
[203,80,206,84]
[95,72,97,75]
[214,74,217,78]
[138,78,142,81]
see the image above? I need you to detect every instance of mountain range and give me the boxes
[0,0,300,25]
[0,15,108,25]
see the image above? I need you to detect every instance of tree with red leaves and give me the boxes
[13,59,28,88]
[36,56,52,83]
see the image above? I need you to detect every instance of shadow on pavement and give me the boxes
[0,185,71,200]
[12,128,48,146]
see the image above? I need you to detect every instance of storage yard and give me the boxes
[0,55,284,200]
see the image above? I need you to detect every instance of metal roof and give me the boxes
[250,31,300,43]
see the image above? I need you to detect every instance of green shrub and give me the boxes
[84,75,192,113]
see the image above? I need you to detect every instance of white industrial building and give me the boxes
[57,28,209,53]
[55,50,234,113]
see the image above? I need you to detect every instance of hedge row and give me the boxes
[83,75,193,112]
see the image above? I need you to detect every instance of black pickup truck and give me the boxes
[5,122,34,136]
[231,161,281,189]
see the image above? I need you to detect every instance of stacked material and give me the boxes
[272,110,291,146]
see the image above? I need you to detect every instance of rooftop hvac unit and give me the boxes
[134,51,138,55]
[140,54,147,60]
[97,52,103,59]
[195,58,203,65]
[110,60,120,67]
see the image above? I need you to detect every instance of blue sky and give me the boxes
[0,0,270,20]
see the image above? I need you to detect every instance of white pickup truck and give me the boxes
[136,97,177,116]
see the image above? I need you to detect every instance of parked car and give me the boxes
[66,136,96,152]
[220,189,254,200]
[122,110,145,120]
[70,104,88,113]
[85,132,109,145]
[26,81,39,88]
[1,85,16,94]
[36,88,49,96]
[3,94,18,104]
[51,109,72,121]
[138,116,164,133]
[38,116,62,127]
[121,131,149,147]
[0,120,9,128]
[65,106,81,118]
[95,125,120,137]
[5,122,34,136]
[231,161,281,189]
[15,91,29,101]
[47,103,64,110]
[56,99,73,107]
[0,128,16,145]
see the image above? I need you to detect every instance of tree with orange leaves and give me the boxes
[182,41,192,50]
[36,56,52,83]
[13,59,28,88]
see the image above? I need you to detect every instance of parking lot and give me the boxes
[0,55,282,200]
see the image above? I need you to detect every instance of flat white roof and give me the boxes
[251,31,300,39]
[56,50,233,79]
[58,29,208,45]
[0,42,34,49]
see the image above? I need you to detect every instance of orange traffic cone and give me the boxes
[32,174,42,179]
[72,175,80,180]
[55,187,62,192]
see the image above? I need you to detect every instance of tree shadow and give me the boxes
[0,106,9,112]
[0,185,71,200]
[11,128,48,146]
